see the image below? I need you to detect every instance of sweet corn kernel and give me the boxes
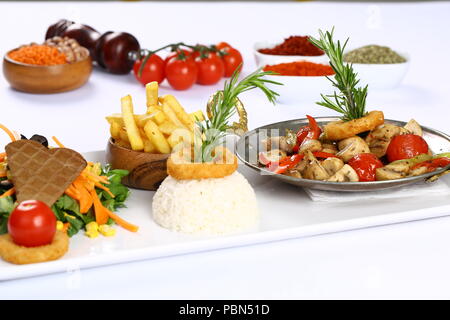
[86,221,99,232]
[99,224,116,237]
[85,230,99,238]
[56,221,64,231]
[85,221,99,238]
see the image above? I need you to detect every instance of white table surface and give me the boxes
[1,1,450,299]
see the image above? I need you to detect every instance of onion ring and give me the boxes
[167,147,238,180]
[0,230,69,265]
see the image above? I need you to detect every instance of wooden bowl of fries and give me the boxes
[105,81,205,190]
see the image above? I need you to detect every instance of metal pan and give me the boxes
[235,117,450,192]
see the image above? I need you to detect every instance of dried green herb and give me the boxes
[344,45,406,64]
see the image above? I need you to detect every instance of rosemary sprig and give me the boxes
[195,67,281,162]
[309,28,368,121]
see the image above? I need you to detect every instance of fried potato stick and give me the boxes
[121,95,144,151]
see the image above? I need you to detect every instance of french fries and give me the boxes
[145,82,159,109]
[144,120,171,154]
[121,95,144,151]
[107,82,206,154]
[167,128,193,148]
[146,107,166,125]
[190,110,205,122]
[161,101,186,128]
[160,95,194,129]
[110,121,121,140]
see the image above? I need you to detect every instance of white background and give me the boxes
[1,1,450,299]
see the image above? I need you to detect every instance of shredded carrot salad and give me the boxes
[65,164,138,232]
[8,45,67,66]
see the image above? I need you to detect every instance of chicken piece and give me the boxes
[299,139,322,153]
[327,164,359,182]
[302,151,330,180]
[322,110,385,141]
[365,123,407,158]
[404,119,423,136]
[336,136,371,162]
[375,161,410,181]
[321,157,345,176]
[321,143,338,154]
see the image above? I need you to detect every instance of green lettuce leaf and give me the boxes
[0,196,15,234]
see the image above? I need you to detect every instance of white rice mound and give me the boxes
[152,171,259,235]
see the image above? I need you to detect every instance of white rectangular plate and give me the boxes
[1,150,450,281]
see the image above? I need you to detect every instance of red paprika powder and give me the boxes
[263,61,334,76]
[258,36,324,56]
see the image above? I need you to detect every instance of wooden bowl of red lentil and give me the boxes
[3,45,92,94]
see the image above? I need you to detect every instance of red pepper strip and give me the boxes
[312,151,339,159]
[268,151,338,174]
[411,157,450,172]
[292,115,321,153]
[292,127,309,153]
[271,154,303,174]
[305,115,321,140]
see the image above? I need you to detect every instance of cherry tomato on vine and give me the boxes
[8,200,56,247]
[386,134,429,162]
[133,54,165,85]
[165,56,198,90]
[164,49,194,64]
[216,42,232,50]
[218,46,243,77]
[195,52,225,85]
[348,153,384,182]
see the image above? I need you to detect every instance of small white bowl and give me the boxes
[254,40,327,68]
[265,73,334,104]
[347,52,410,90]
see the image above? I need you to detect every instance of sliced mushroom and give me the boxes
[263,136,295,153]
[321,142,338,154]
[375,161,410,181]
[321,157,345,176]
[284,169,302,178]
[279,136,295,153]
[327,164,359,182]
[336,136,370,162]
[365,123,407,158]
[293,157,308,173]
[409,166,428,177]
[302,151,330,180]
[299,139,322,153]
[404,119,423,136]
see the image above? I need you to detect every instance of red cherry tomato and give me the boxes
[386,134,429,163]
[219,47,243,77]
[165,56,198,90]
[133,54,165,85]
[164,49,193,64]
[8,200,56,247]
[195,53,225,85]
[348,153,384,182]
[216,42,232,50]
